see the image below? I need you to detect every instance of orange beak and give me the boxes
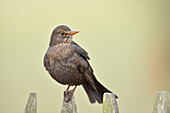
[69,31,79,35]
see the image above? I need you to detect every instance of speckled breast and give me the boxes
[47,43,72,60]
[46,43,85,85]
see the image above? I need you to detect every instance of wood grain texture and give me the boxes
[153,91,170,113]
[61,91,77,113]
[103,93,119,113]
[25,93,37,113]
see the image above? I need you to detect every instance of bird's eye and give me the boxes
[61,33,65,35]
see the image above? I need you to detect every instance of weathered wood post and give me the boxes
[25,92,37,113]
[103,93,119,113]
[152,91,170,113]
[61,91,77,113]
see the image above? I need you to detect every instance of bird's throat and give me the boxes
[47,43,72,60]
[64,37,72,44]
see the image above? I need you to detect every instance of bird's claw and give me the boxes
[64,90,74,102]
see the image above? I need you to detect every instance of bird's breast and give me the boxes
[47,43,72,60]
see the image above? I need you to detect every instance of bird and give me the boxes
[43,25,118,103]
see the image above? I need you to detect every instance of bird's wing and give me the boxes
[72,44,105,103]
[72,41,90,60]
[71,42,95,81]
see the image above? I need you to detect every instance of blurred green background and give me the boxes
[0,0,170,113]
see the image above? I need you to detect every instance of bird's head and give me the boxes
[49,25,79,46]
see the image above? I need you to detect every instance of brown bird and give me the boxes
[44,25,118,103]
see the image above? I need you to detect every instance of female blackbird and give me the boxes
[44,25,118,103]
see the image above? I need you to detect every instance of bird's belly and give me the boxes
[45,44,85,85]
[51,60,85,85]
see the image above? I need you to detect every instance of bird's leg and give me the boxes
[64,85,77,102]
[66,85,70,91]
[64,85,70,97]
[70,85,77,93]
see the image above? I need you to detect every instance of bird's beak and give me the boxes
[69,31,79,35]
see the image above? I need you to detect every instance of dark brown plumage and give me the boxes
[44,25,118,103]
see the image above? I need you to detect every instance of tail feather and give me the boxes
[83,79,118,104]
[82,84,96,103]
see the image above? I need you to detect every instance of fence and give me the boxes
[24,91,170,113]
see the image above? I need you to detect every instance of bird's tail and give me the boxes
[82,79,118,104]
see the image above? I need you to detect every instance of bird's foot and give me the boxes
[64,85,77,102]
[64,90,74,102]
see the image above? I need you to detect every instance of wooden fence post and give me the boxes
[61,91,77,113]
[25,92,37,113]
[103,93,119,113]
[24,91,170,113]
[152,91,170,113]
